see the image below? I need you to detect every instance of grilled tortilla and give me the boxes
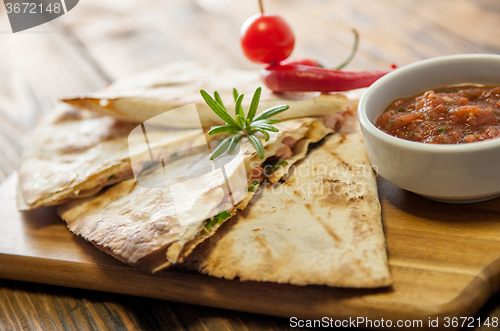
[185,114,392,288]
[57,117,333,272]
[16,105,205,211]
[62,61,348,127]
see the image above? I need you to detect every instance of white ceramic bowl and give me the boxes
[358,54,500,203]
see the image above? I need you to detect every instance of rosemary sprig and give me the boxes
[200,87,289,160]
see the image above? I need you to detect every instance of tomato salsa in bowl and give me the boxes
[357,54,500,203]
[375,85,500,144]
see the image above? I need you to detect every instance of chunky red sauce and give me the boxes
[375,85,500,144]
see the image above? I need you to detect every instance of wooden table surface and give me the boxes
[1,0,500,329]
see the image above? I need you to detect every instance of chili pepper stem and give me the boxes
[258,0,264,14]
[335,29,359,70]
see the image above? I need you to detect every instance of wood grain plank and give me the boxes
[0,278,309,331]
[58,0,250,80]
[388,0,500,53]
[93,298,142,331]
[0,287,24,331]
[0,16,110,185]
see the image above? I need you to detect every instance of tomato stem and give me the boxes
[258,0,264,14]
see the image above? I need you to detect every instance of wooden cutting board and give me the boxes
[1,173,500,330]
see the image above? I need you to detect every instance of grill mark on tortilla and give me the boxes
[304,203,341,243]
[318,182,351,207]
[349,198,380,246]
[254,235,274,260]
[326,149,350,168]
[188,219,237,273]
[293,189,303,198]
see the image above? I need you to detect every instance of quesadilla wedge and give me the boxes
[57,117,333,272]
[62,61,348,127]
[185,113,392,288]
[16,105,205,211]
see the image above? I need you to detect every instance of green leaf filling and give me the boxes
[248,180,260,192]
[204,210,232,233]
[272,158,289,172]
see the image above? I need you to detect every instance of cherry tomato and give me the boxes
[240,13,295,65]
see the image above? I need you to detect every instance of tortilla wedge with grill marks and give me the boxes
[57,117,334,272]
[61,61,348,128]
[185,113,392,288]
[16,105,205,211]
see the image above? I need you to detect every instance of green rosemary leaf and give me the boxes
[252,128,270,141]
[251,118,282,127]
[214,91,226,111]
[248,133,264,159]
[210,136,233,160]
[232,88,239,102]
[253,105,289,121]
[246,87,262,124]
[235,93,244,120]
[200,90,238,127]
[253,123,279,132]
[236,114,245,128]
[208,125,241,135]
[227,133,241,154]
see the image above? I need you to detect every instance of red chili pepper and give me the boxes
[279,58,323,67]
[261,64,397,92]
